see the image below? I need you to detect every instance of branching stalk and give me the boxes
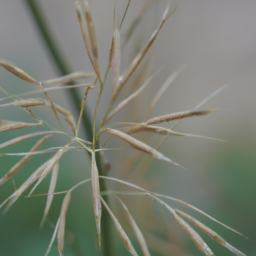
[24,1,112,255]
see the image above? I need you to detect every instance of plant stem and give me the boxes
[24,1,112,255]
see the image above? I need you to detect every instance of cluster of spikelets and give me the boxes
[0,1,246,256]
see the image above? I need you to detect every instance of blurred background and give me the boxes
[0,0,255,255]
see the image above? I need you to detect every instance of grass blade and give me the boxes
[40,162,59,229]
[101,196,139,256]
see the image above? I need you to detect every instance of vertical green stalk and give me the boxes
[24,1,112,255]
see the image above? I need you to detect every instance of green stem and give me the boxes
[24,1,112,255]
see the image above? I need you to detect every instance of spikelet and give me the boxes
[0,135,51,185]
[40,163,59,229]
[43,71,94,85]
[91,152,102,249]
[28,142,72,196]
[83,1,100,74]
[175,210,246,256]
[174,212,215,256]
[116,196,151,256]
[102,128,182,167]
[0,60,39,84]
[0,99,46,108]
[101,196,138,256]
[144,109,218,125]
[58,192,71,256]
[0,120,42,133]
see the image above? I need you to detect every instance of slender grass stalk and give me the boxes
[24,1,112,255]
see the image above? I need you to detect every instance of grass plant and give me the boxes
[0,1,247,255]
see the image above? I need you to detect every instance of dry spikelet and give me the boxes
[0,135,51,185]
[144,65,185,120]
[40,162,59,229]
[0,98,47,108]
[100,196,139,256]
[0,160,50,211]
[102,128,182,167]
[144,109,218,125]
[116,196,151,256]
[175,210,246,256]
[0,131,60,150]
[0,60,39,84]
[75,2,100,80]
[123,125,225,142]
[100,176,243,237]
[174,212,215,256]
[28,142,72,196]
[0,120,42,133]
[91,152,102,250]
[83,1,100,73]
[58,192,71,256]
[153,193,244,237]
[43,71,94,85]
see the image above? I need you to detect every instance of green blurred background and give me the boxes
[0,0,255,255]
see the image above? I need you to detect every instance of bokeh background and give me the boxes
[0,0,255,255]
